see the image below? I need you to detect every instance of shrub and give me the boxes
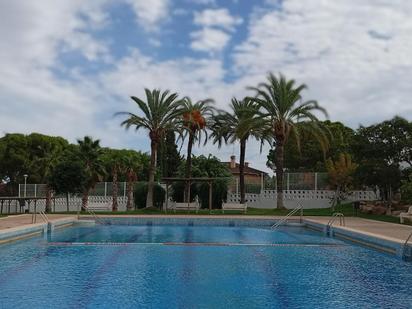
[401,180,412,204]
[134,182,165,209]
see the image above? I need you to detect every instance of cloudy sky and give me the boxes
[1,0,411,174]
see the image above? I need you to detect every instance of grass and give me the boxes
[50,203,410,225]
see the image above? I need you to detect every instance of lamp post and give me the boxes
[23,174,28,197]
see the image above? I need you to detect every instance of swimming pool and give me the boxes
[0,222,411,308]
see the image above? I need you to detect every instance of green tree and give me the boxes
[0,133,29,195]
[102,149,126,212]
[325,153,358,209]
[181,97,215,202]
[249,73,328,209]
[26,133,68,212]
[117,89,183,208]
[49,160,86,211]
[121,150,144,211]
[211,98,270,204]
[266,121,354,171]
[77,136,106,211]
[351,118,411,201]
[157,130,182,178]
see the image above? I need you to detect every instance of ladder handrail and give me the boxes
[32,210,49,224]
[271,203,303,229]
[402,230,412,260]
[83,206,107,225]
[327,213,345,227]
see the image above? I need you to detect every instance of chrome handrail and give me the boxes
[402,230,412,260]
[83,206,107,225]
[325,213,345,236]
[327,213,345,227]
[271,203,303,229]
[32,210,49,224]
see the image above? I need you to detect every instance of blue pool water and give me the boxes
[0,223,411,308]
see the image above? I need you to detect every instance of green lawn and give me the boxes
[51,203,409,225]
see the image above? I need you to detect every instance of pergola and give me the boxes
[161,177,225,212]
[0,196,54,214]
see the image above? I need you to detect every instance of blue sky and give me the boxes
[1,0,412,174]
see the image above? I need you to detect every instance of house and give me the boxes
[224,155,267,193]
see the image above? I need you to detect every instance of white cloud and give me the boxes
[190,28,231,53]
[233,0,412,127]
[191,8,242,53]
[126,0,170,32]
[194,8,243,31]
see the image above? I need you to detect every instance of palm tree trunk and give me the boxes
[112,168,118,212]
[275,142,286,209]
[239,139,246,204]
[146,140,158,208]
[81,188,90,211]
[45,186,52,213]
[126,176,134,211]
[184,132,194,203]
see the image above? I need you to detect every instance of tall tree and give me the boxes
[121,150,142,211]
[27,133,68,212]
[249,73,328,209]
[266,121,354,171]
[157,130,182,178]
[326,153,358,209]
[0,133,29,195]
[211,98,269,204]
[181,97,215,202]
[102,149,125,212]
[117,89,183,208]
[77,136,106,211]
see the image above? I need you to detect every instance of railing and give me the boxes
[271,203,303,229]
[402,230,412,261]
[325,213,345,236]
[31,210,49,224]
[83,206,108,225]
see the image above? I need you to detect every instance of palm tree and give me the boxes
[102,149,124,212]
[117,89,183,208]
[181,97,215,202]
[211,98,270,204]
[77,136,106,211]
[249,73,328,209]
[121,151,141,211]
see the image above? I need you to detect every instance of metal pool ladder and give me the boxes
[325,213,345,236]
[271,203,303,229]
[401,230,412,261]
[32,210,49,224]
[84,206,108,225]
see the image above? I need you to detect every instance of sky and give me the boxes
[1,0,412,174]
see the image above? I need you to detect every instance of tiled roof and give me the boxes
[222,162,267,175]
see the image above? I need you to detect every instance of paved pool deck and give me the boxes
[0,214,77,230]
[305,216,412,244]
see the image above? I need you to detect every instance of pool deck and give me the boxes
[304,216,412,244]
[0,214,76,230]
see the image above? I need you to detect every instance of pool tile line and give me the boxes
[46,241,348,248]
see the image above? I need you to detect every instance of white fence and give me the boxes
[227,190,380,209]
[0,195,129,214]
[18,182,128,198]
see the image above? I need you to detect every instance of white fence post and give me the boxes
[123,182,126,198]
[104,182,107,197]
[287,173,290,191]
[18,184,21,197]
[34,184,37,197]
